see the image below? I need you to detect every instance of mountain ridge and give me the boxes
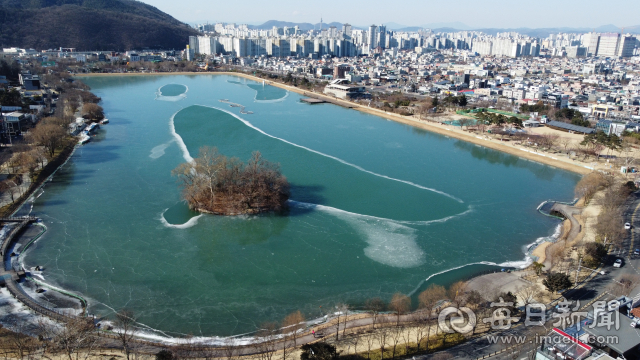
[246,20,640,36]
[0,0,199,50]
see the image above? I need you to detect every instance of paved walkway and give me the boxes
[543,203,582,270]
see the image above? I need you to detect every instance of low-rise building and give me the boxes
[323,79,369,100]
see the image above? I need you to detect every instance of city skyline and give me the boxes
[138,0,640,30]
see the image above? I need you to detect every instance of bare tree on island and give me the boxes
[173,147,290,215]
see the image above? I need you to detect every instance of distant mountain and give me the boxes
[248,20,344,31]
[463,25,640,37]
[421,22,472,30]
[239,20,640,36]
[0,0,199,50]
[383,22,409,30]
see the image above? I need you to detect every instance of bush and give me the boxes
[585,242,607,261]
[301,342,337,360]
[543,272,573,293]
[155,350,174,360]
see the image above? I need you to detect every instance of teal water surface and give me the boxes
[159,84,188,97]
[23,74,580,338]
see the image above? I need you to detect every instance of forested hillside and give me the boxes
[0,0,199,50]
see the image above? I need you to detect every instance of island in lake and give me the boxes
[173,146,290,215]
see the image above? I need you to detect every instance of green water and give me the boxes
[24,74,580,339]
[228,79,288,101]
[159,84,188,97]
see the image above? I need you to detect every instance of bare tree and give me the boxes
[339,303,350,338]
[388,293,411,327]
[418,284,446,353]
[82,103,104,121]
[596,208,626,249]
[574,172,609,203]
[539,134,559,151]
[4,318,41,360]
[258,322,278,360]
[458,118,473,131]
[388,326,403,359]
[364,332,375,359]
[559,137,573,154]
[282,310,305,348]
[377,327,389,360]
[28,122,69,157]
[365,297,385,329]
[514,284,540,306]
[446,281,466,308]
[115,309,138,360]
[222,337,240,360]
[39,317,99,360]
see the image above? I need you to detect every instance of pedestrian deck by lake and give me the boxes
[301,98,326,104]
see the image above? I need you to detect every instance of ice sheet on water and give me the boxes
[149,140,174,159]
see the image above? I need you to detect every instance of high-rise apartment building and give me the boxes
[368,25,377,49]
[617,36,636,57]
[377,25,387,49]
[596,33,619,57]
[189,36,199,54]
[342,23,352,38]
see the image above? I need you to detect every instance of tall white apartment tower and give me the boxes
[368,25,377,49]
[342,23,352,38]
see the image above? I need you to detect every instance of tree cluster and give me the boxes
[28,116,72,157]
[519,102,549,114]
[173,147,290,215]
[0,88,25,107]
[556,108,590,127]
[441,94,467,108]
[580,131,622,160]
[574,171,610,203]
[476,111,522,128]
[543,272,573,293]
[0,59,21,81]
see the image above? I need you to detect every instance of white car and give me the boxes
[614,259,623,268]
[625,222,632,230]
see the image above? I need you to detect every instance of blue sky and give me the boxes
[138,0,640,29]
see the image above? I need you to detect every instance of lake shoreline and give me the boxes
[77,71,592,175]
[19,71,579,340]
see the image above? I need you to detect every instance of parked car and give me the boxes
[614,258,623,268]
[632,320,638,328]
[635,249,640,257]
[625,222,631,230]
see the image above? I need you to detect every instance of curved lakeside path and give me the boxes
[0,216,72,322]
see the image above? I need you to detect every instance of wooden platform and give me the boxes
[301,98,326,104]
